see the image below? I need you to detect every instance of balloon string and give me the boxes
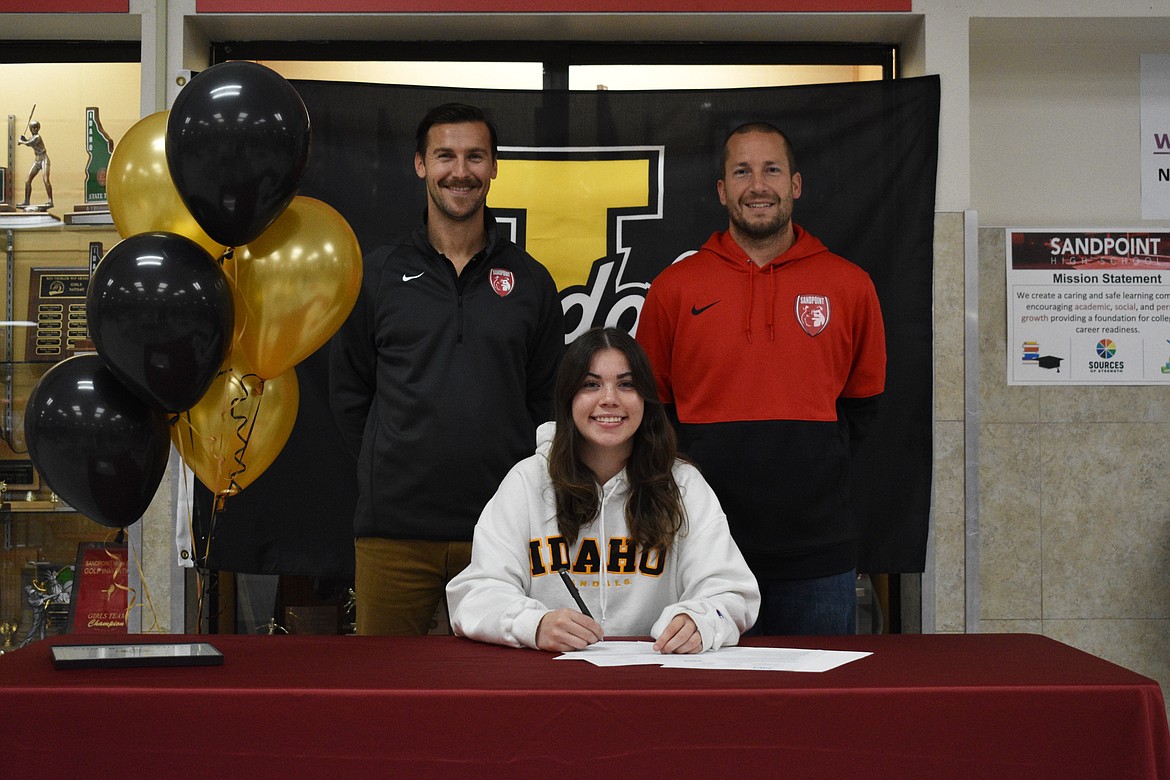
[110,528,162,634]
[175,369,235,511]
[201,371,244,635]
[226,374,252,492]
[223,246,255,368]
[102,536,128,597]
[225,373,264,498]
[197,494,221,635]
[187,482,223,636]
[190,393,223,634]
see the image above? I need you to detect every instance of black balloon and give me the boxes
[166,61,311,247]
[25,355,171,529]
[88,232,235,413]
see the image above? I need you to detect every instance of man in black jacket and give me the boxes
[330,103,564,635]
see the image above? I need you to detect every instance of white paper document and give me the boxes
[556,640,870,672]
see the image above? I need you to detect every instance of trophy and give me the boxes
[65,107,114,225]
[18,565,73,648]
[17,106,52,211]
[0,621,17,651]
[1,109,60,226]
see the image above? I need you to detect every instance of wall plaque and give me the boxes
[25,268,91,362]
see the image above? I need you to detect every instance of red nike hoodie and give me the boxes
[636,225,886,579]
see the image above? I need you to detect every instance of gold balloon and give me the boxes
[171,353,299,500]
[228,196,363,379]
[107,111,227,259]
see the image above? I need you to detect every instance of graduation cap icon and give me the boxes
[1038,355,1063,371]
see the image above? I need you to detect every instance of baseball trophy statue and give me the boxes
[17,105,54,211]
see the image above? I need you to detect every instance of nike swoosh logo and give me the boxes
[691,301,720,315]
[402,272,425,282]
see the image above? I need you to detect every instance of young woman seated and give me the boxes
[447,327,759,653]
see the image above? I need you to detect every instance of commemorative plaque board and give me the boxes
[25,268,91,362]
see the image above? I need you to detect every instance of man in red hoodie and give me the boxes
[636,122,886,635]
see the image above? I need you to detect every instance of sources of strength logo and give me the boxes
[1088,339,1123,373]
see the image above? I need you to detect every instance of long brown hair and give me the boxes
[547,327,686,550]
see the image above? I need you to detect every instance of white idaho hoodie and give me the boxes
[447,422,760,651]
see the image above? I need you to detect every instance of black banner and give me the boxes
[196,75,939,577]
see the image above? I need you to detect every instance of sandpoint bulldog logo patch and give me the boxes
[490,268,515,297]
[795,294,830,336]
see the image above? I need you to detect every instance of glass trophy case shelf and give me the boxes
[1,488,111,653]
[0,369,111,654]
[1,223,122,653]
[0,55,146,649]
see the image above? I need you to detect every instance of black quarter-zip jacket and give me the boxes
[330,209,565,541]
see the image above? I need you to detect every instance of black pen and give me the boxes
[557,567,594,619]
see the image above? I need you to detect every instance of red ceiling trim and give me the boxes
[0,1,129,11]
[194,0,910,13]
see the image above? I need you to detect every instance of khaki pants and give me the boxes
[354,537,472,636]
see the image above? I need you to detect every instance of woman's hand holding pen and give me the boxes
[653,614,702,654]
[536,609,604,652]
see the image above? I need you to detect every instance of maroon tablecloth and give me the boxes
[1,633,1167,778]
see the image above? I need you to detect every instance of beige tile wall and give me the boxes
[958,224,1170,703]
[931,213,968,633]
